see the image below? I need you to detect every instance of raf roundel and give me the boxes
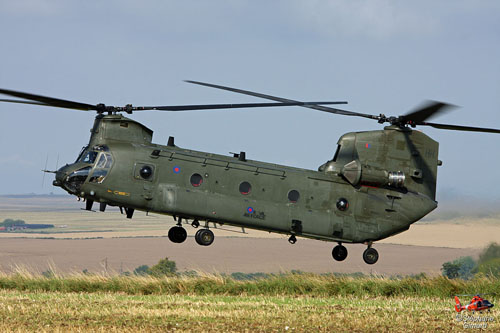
[173,166,181,174]
[247,207,254,214]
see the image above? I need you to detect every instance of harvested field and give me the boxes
[0,290,474,332]
[0,274,497,332]
[0,237,480,276]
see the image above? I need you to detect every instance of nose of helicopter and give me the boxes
[53,169,65,187]
[52,163,91,195]
[53,164,70,188]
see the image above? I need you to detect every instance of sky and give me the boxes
[0,0,499,200]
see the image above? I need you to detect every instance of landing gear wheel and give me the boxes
[332,245,348,261]
[363,247,379,265]
[191,220,200,228]
[288,235,297,244]
[168,226,187,243]
[195,229,214,246]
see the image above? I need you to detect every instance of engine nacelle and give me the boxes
[340,160,405,188]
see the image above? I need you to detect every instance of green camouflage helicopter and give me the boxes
[2,81,499,264]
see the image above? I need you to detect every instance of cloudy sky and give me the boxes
[0,1,499,200]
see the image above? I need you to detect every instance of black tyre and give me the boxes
[332,245,348,261]
[363,247,379,265]
[195,229,202,243]
[195,229,214,246]
[168,226,187,243]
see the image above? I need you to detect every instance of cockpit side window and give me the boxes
[89,169,108,184]
[89,153,114,183]
[105,155,113,168]
[96,154,107,168]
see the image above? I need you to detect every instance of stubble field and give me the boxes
[0,273,497,332]
[0,291,468,332]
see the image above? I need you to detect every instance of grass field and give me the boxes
[0,291,471,332]
[0,273,497,331]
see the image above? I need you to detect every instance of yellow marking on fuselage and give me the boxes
[107,189,130,196]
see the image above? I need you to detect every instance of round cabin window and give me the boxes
[190,173,203,187]
[336,198,349,211]
[288,190,300,203]
[139,165,153,179]
[239,181,251,195]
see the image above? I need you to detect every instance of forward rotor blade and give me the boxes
[419,121,500,134]
[0,88,96,111]
[135,101,348,111]
[0,88,346,113]
[402,101,455,123]
[185,80,379,120]
[0,99,49,106]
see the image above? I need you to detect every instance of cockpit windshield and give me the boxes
[75,146,87,162]
[76,145,109,164]
[79,151,98,164]
[332,144,341,162]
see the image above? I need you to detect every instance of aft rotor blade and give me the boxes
[402,101,455,123]
[185,80,379,120]
[135,101,348,111]
[0,88,96,111]
[419,121,500,134]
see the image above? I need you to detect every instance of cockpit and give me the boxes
[56,145,114,194]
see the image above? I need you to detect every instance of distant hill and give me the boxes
[0,194,82,212]
[0,194,69,199]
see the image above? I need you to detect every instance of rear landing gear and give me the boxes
[168,226,187,243]
[363,247,379,265]
[195,229,214,246]
[332,244,348,261]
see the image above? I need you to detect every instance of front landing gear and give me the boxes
[363,246,379,265]
[332,244,348,261]
[168,226,187,243]
[288,235,297,244]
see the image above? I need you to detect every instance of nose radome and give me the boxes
[53,165,68,187]
[53,171,64,187]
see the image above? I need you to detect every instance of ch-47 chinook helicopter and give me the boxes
[2,81,500,265]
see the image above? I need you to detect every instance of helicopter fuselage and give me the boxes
[55,114,438,245]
